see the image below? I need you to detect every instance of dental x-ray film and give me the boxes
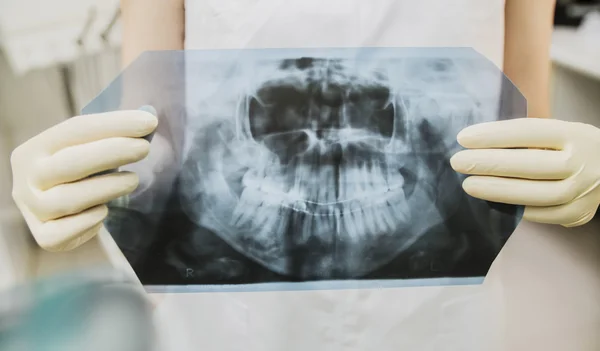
[83,48,526,292]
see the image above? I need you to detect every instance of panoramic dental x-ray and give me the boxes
[84,47,526,292]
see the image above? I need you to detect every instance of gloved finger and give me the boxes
[523,198,599,227]
[34,205,108,251]
[54,222,104,252]
[34,137,151,190]
[32,172,139,221]
[461,176,580,207]
[34,110,157,153]
[457,118,567,150]
[450,149,573,180]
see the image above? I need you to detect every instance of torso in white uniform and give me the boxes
[185,0,505,68]
[153,2,507,351]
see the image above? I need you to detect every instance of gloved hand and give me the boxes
[450,118,600,227]
[10,108,158,252]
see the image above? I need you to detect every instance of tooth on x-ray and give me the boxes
[84,48,526,290]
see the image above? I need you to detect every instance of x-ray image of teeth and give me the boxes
[83,48,526,290]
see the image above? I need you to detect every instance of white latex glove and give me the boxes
[10,109,158,251]
[450,118,600,227]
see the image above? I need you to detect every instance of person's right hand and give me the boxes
[10,109,158,252]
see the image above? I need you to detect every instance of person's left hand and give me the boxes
[450,118,600,227]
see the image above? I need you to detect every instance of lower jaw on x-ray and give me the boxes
[86,47,526,291]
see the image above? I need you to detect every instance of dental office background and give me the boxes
[0,0,599,292]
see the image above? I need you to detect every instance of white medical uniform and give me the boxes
[152,1,507,351]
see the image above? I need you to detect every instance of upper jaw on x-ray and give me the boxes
[84,48,525,287]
